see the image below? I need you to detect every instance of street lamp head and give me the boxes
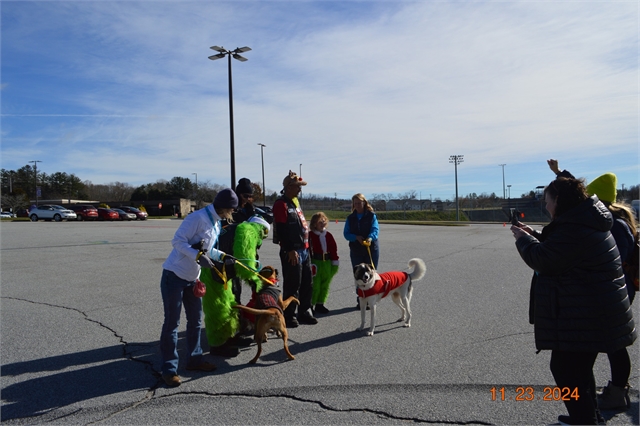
[232,54,248,62]
[234,46,251,53]
[208,53,226,61]
[210,45,226,53]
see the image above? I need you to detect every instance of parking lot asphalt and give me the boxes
[1,219,638,425]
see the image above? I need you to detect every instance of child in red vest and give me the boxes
[309,212,339,314]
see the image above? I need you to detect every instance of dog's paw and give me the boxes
[366,331,374,336]
[403,323,411,328]
[357,326,365,332]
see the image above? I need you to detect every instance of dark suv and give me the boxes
[71,205,99,221]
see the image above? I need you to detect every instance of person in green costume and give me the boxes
[200,215,271,357]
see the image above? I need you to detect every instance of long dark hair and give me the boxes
[544,177,589,218]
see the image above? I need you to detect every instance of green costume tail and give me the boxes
[200,268,238,347]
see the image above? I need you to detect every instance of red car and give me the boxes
[118,206,148,220]
[97,208,119,221]
[71,205,99,221]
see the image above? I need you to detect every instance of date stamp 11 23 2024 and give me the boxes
[491,386,579,402]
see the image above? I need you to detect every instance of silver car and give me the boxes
[29,205,77,222]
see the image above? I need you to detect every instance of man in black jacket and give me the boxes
[272,171,317,327]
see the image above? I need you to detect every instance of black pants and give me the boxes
[279,249,313,318]
[550,350,599,425]
[607,347,631,387]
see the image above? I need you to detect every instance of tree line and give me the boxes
[2,164,638,213]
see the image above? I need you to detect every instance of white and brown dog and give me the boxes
[353,258,426,336]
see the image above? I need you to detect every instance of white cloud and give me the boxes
[1,1,637,200]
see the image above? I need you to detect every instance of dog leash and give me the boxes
[362,239,375,270]
[233,259,275,285]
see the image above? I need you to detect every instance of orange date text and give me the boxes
[490,386,579,401]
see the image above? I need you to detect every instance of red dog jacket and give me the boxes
[357,271,409,299]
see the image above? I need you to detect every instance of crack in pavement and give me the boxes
[148,391,494,425]
[1,296,161,422]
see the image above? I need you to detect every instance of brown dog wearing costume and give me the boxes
[233,267,299,364]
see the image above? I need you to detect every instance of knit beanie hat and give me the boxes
[235,178,253,196]
[586,173,617,203]
[213,188,239,209]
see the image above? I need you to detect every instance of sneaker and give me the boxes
[314,304,330,314]
[298,312,318,325]
[227,335,254,347]
[285,316,299,328]
[162,374,181,387]
[185,360,217,371]
[597,381,630,410]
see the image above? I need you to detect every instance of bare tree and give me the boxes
[1,194,29,212]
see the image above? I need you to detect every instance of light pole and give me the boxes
[449,155,464,221]
[29,160,42,206]
[507,184,512,199]
[258,143,266,206]
[208,45,251,191]
[499,164,506,199]
[191,173,198,209]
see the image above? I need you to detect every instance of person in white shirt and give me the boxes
[159,189,238,387]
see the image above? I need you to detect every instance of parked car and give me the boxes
[112,208,136,221]
[97,208,119,221]
[16,208,29,218]
[29,205,77,222]
[71,205,99,221]
[0,211,15,219]
[118,206,148,220]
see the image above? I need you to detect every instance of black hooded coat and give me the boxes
[516,196,636,353]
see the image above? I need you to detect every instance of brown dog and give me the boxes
[233,268,299,364]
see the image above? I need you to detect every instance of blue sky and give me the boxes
[1,0,638,201]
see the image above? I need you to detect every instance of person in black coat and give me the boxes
[548,161,638,410]
[511,177,636,425]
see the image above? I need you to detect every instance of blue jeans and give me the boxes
[160,269,204,376]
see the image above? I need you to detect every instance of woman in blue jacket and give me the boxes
[344,193,379,309]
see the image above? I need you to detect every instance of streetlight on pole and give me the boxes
[29,160,42,206]
[499,164,506,199]
[208,45,251,191]
[449,155,464,221]
[299,163,303,206]
[258,143,266,206]
[192,172,198,206]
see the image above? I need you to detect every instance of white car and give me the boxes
[29,205,77,222]
[0,212,14,219]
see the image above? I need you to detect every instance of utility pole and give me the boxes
[449,155,464,221]
[499,164,506,199]
[29,160,42,206]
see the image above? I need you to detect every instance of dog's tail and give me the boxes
[408,258,426,281]
[233,305,276,316]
